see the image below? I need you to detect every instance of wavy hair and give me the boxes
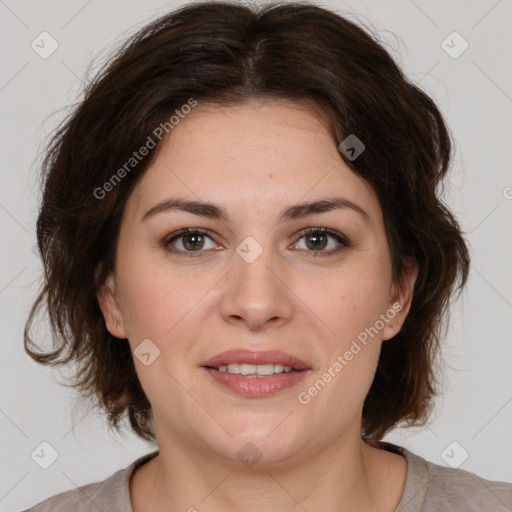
[25,1,470,444]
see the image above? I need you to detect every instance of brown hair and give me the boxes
[25,0,470,444]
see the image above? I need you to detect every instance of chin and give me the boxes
[209,419,302,465]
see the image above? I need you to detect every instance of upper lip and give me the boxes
[201,349,311,370]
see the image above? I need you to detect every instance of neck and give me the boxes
[130,424,406,512]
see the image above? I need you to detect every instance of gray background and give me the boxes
[1,0,511,510]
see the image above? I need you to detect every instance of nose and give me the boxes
[219,239,294,332]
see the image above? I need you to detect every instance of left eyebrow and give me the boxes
[279,197,370,223]
[142,196,370,224]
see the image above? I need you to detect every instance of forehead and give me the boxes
[125,99,379,223]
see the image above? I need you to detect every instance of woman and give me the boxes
[23,1,512,511]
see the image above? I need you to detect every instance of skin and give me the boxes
[98,98,418,512]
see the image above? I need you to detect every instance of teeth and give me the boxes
[241,363,257,375]
[217,363,294,376]
[226,363,240,373]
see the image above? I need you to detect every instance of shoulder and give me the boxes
[385,442,512,512]
[22,477,117,512]
[422,458,512,511]
[22,470,129,512]
[22,450,159,512]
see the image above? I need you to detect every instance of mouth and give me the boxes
[201,348,311,370]
[204,363,304,377]
[201,349,311,397]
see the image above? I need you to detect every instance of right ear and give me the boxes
[96,268,128,339]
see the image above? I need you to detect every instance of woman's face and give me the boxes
[99,99,416,465]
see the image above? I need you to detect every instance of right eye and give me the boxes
[163,228,220,257]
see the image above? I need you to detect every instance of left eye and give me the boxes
[163,227,350,257]
[293,228,350,256]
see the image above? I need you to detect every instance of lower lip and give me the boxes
[202,367,309,397]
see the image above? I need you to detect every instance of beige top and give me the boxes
[24,442,512,511]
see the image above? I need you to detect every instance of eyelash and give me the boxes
[162,227,351,258]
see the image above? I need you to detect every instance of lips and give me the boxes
[201,349,312,397]
[201,349,311,371]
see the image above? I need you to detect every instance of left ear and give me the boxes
[382,256,418,341]
[96,266,129,340]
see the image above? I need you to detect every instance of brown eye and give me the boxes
[304,232,328,250]
[180,233,206,251]
[163,228,217,256]
[294,228,350,257]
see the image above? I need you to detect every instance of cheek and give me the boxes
[305,277,386,411]
[315,265,391,346]
[304,258,390,396]
[116,253,216,350]
[115,265,203,402]
[117,276,169,341]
